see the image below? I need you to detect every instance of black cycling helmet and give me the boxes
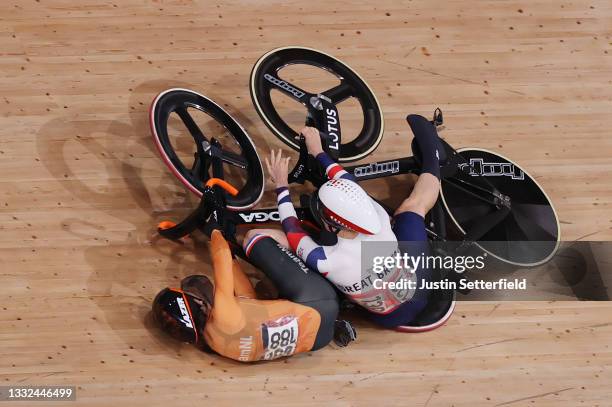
[152,275,214,344]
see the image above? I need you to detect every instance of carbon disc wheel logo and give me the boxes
[459,158,524,180]
[353,161,400,178]
[264,74,305,99]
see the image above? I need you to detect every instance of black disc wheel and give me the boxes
[441,148,560,266]
[150,88,264,210]
[250,46,384,162]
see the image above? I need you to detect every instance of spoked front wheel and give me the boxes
[440,148,560,266]
[250,46,384,162]
[150,88,264,210]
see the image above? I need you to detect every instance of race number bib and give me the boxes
[261,316,299,360]
[358,267,417,314]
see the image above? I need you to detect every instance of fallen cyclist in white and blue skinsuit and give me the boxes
[244,115,446,329]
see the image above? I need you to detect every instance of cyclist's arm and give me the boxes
[210,230,245,333]
[232,260,256,299]
[315,152,357,182]
[276,186,330,276]
[302,126,355,182]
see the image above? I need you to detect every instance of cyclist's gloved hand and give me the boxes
[333,319,357,347]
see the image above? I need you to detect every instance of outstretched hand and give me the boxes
[299,126,324,156]
[265,149,290,189]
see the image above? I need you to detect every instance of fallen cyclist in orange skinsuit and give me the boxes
[152,230,355,362]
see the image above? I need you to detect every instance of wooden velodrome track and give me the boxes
[1,1,611,406]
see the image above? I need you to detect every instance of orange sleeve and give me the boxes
[209,230,244,333]
[232,260,256,299]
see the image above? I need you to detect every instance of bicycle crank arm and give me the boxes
[200,139,248,170]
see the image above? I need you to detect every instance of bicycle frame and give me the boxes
[158,104,514,267]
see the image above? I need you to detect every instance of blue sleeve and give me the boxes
[316,152,356,182]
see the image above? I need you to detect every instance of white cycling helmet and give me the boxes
[315,178,381,235]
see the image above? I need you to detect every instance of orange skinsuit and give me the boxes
[203,230,321,362]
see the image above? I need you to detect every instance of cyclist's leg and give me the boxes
[395,173,440,218]
[406,114,445,179]
[398,112,443,217]
[243,233,338,350]
[243,228,289,248]
[367,210,431,328]
[369,173,439,328]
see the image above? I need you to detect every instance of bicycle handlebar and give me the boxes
[205,178,239,196]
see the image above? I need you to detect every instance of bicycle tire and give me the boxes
[250,46,384,162]
[150,88,264,211]
[440,148,560,266]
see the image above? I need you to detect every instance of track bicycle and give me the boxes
[149,47,560,330]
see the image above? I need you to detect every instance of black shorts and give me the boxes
[245,235,338,350]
